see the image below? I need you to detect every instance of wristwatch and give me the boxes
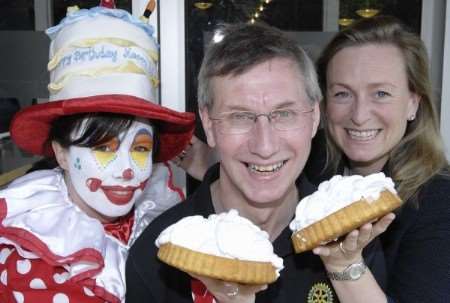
[327,260,367,281]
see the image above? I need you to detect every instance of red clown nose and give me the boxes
[122,168,134,180]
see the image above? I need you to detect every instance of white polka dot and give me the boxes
[83,286,95,297]
[53,272,69,284]
[30,278,47,289]
[13,291,24,303]
[16,259,31,274]
[0,247,13,264]
[53,293,69,303]
[1,269,7,285]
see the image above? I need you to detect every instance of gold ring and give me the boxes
[339,241,348,255]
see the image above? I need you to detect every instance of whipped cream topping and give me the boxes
[156,209,284,275]
[289,172,396,231]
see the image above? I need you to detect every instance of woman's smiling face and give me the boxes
[325,44,419,175]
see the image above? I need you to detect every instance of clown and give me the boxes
[0,2,194,303]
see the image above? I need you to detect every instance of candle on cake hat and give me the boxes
[141,0,157,21]
[100,0,116,9]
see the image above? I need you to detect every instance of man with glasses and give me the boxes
[126,23,322,303]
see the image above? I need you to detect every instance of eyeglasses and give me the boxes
[209,108,314,134]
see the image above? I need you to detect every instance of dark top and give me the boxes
[305,129,450,303]
[126,164,386,303]
[381,173,450,302]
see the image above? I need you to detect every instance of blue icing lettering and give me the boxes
[73,47,118,63]
[88,46,118,62]
[123,47,148,69]
[60,54,72,67]
[74,49,90,62]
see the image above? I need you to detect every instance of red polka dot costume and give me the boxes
[1,2,194,302]
[0,164,184,303]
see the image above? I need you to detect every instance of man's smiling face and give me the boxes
[201,57,320,206]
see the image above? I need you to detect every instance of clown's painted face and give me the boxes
[66,119,153,218]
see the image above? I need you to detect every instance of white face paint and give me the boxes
[66,120,154,218]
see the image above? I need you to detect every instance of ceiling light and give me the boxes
[355,8,380,18]
[194,2,213,10]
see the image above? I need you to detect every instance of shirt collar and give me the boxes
[275,173,316,256]
[190,163,219,217]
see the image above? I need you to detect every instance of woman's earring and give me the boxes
[408,114,416,121]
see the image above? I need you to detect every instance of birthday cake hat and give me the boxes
[10,0,194,162]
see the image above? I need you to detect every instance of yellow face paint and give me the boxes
[92,138,119,168]
[131,132,153,169]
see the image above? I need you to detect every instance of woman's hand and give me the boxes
[312,213,395,271]
[191,274,267,303]
[171,136,216,181]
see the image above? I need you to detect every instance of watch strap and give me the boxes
[327,260,367,281]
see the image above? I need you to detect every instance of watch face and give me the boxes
[348,264,365,279]
[327,261,367,281]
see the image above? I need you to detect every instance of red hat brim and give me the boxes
[10,95,195,162]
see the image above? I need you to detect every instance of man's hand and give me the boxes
[191,274,267,303]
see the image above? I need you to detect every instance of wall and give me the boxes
[441,1,450,160]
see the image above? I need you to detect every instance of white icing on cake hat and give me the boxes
[10,4,194,162]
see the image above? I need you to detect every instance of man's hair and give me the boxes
[317,15,448,202]
[197,23,322,110]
